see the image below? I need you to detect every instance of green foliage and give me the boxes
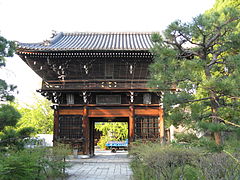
[175,132,199,143]
[193,137,224,152]
[0,150,41,180]
[222,138,240,155]
[16,95,54,134]
[0,126,35,151]
[0,35,23,151]
[173,165,202,180]
[208,0,240,20]
[96,135,109,150]
[130,143,240,180]
[0,104,21,131]
[130,143,202,180]
[0,35,15,63]
[95,122,128,149]
[198,121,227,132]
[42,143,71,178]
[150,5,240,144]
[198,152,240,179]
[0,144,71,180]
[0,79,17,102]
[0,35,16,102]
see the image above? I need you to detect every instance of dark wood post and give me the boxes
[82,105,89,155]
[129,105,135,142]
[53,108,59,145]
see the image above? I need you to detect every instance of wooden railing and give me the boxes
[41,79,151,90]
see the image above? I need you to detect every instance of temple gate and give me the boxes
[17,32,164,155]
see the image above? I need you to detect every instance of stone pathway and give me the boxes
[66,150,133,180]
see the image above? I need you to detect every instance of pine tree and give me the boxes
[0,35,16,102]
[0,35,20,130]
[150,7,240,145]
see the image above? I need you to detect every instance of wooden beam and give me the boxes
[135,108,159,116]
[58,107,160,117]
[58,104,161,107]
[59,109,83,115]
[88,109,129,117]
[129,105,135,142]
[47,79,149,83]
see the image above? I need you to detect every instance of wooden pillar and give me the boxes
[53,108,59,145]
[82,105,89,155]
[159,107,165,143]
[129,105,135,142]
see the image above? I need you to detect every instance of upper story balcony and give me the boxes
[41,79,152,91]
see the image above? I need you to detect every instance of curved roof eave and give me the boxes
[17,32,156,52]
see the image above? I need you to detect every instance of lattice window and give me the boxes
[135,116,160,140]
[59,115,83,139]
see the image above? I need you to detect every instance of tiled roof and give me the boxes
[18,32,154,51]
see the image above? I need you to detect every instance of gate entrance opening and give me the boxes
[89,117,129,156]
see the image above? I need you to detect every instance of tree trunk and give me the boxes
[211,102,222,145]
[214,132,221,145]
[205,66,222,145]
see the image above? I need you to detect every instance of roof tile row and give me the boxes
[18,32,154,51]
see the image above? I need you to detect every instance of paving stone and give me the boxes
[66,150,132,180]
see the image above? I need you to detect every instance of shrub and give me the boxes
[130,143,240,180]
[198,152,240,180]
[130,143,201,180]
[43,143,71,177]
[0,144,71,180]
[175,132,199,143]
[191,137,224,152]
[0,149,44,180]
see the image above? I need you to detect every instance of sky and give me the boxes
[0,0,215,104]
